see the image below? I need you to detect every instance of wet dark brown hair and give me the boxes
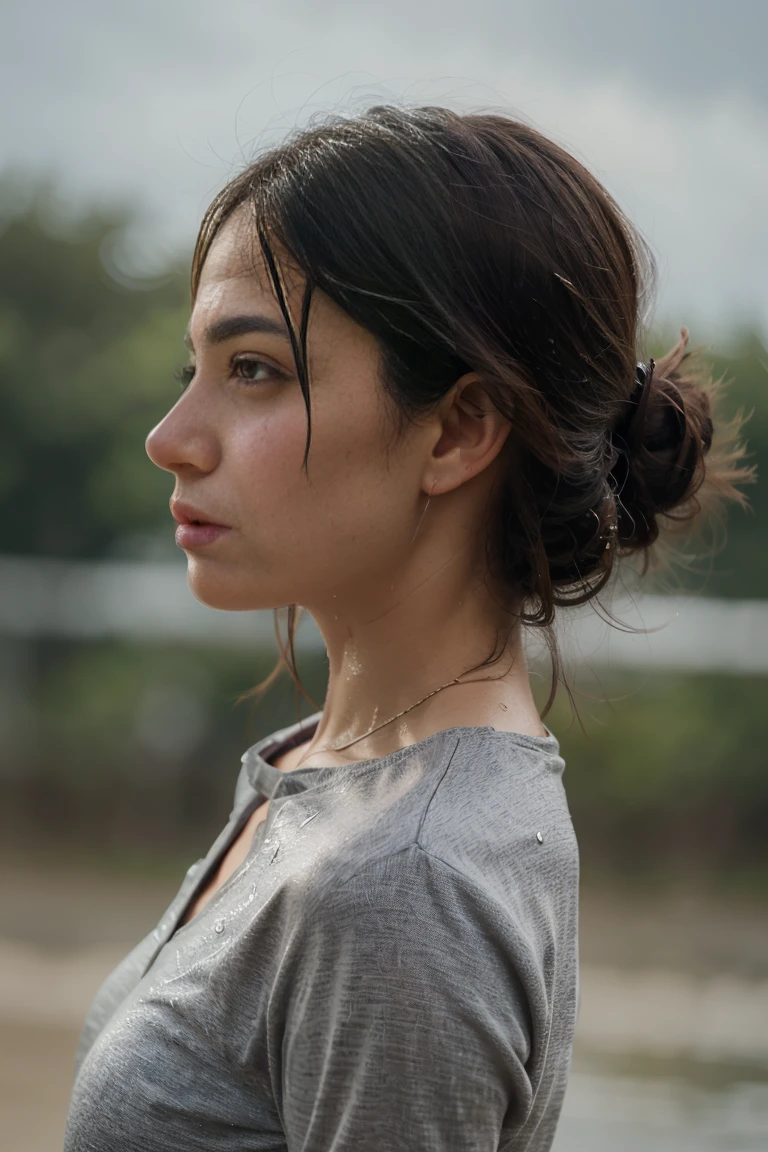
[190,105,752,714]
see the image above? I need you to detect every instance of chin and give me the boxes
[185,561,276,613]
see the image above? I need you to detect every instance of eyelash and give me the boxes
[174,364,196,391]
[174,356,283,393]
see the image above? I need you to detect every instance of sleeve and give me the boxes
[277,844,535,1152]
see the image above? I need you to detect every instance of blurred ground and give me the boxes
[1,860,767,1151]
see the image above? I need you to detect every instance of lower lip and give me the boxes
[175,523,231,549]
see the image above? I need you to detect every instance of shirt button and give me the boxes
[214,919,225,934]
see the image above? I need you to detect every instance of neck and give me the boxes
[296,526,545,765]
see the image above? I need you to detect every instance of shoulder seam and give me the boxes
[316,842,540,961]
[325,840,489,904]
[415,733,462,848]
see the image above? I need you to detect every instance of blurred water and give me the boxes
[555,1052,768,1151]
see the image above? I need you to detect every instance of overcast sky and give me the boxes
[2,0,767,338]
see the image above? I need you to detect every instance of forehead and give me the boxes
[189,206,383,380]
[194,208,302,317]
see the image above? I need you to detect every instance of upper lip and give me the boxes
[170,499,230,527]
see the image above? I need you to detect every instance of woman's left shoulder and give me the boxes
[422,727,577,856]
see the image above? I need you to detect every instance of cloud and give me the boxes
[1,0,766,335]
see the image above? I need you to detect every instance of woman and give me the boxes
[64,105,747,1151]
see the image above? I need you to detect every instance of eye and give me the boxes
[172,356,283,394]
[232,356,281,384]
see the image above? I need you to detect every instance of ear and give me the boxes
[423,373,511,496]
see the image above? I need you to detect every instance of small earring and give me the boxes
[410,481,436,545]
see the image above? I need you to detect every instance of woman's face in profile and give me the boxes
[145,207,432,614]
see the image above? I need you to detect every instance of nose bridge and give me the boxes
[145,385,219,475]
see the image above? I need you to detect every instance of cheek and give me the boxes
[222,406,320,552]
[301,418,418,574]
[230,407,309,511]
[235,398,409,557]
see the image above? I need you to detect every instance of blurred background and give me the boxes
[1,1,767,1149]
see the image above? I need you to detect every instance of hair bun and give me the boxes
[609,329,714,550]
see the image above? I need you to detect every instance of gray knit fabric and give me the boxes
[65,712,579,1151]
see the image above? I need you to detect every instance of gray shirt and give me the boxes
[65,713,579,1151]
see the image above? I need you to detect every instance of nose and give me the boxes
[145,393,220,476]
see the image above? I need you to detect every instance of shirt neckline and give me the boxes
[241,710,560,799]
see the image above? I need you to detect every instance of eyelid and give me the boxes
[230,353,288,381]
[173,351,289,393]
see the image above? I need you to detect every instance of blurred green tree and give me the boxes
[706,334,768,597]
[0,179,189,558]
[646,328,767,598]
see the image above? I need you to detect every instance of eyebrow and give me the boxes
[184,313,291,351]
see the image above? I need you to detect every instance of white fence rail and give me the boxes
[0,556,766,674]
